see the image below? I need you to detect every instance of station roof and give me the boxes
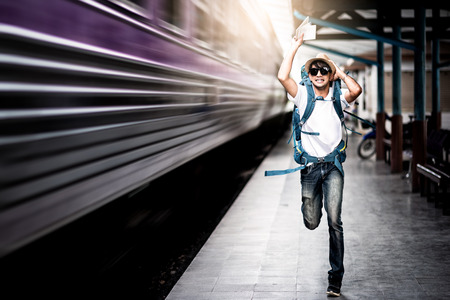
[262,0,450,71]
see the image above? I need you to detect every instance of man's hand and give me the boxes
[291,32,304,50]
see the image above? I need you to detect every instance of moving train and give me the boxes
[0,0,286,257]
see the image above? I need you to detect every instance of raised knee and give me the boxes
[304,219,320,230]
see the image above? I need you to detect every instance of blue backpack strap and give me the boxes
[298,78,319,136]
[344,110,376,129]
[300,78,315,124]
[265,166,304,176]
[333,139,347,176]
[332,80,363,136]
[300,65,308,81]
[331,80,344,120]
[327,80,348,176]
[265,143,309,177]
[287,106,303,145]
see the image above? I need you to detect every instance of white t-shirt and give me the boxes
[288,83,351,157]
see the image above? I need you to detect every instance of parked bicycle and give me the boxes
[357,124,378,159]
[356,114,412,160]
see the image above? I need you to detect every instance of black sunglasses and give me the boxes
[309,67,330,76]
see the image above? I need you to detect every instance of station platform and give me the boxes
[166,132,450,300]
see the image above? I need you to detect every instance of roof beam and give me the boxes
[315,34,367,40]
[301,17,450,30]
[316,31,450,41]
[294,11,417,51]
[292,0,379,11]
[438,60,450,68]
[291,0,450,11]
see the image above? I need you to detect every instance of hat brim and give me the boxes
[305,57,336,75]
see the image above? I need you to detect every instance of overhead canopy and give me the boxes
[290,0,450,66]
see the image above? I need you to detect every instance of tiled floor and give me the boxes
[166,132,450,300]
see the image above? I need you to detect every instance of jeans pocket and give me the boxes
[301,164,313,175]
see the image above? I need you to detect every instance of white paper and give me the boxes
[295,16,316,41]
[299,16,310,28]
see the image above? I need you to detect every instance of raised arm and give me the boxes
[277,33,304,98]
[317,53,362,104]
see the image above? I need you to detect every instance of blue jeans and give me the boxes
[300,162,344,284]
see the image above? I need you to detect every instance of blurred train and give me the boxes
[0,0,287,257]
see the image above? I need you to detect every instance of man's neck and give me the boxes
[313,84,330,98]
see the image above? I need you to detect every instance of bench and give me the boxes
[417,129,450,215]
[417,163,450,214]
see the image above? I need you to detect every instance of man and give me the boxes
[277,33,362,297]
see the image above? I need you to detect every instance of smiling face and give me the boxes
[308,61,332,90]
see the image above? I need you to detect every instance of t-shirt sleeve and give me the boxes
[287,89,298,103]
[287,83,303,108]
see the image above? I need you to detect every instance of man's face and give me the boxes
[308,63,331,89]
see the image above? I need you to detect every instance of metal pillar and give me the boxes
[376,41,385,161]
[411,7,427,192]
[391,21,403,173]
[431,8,441,131]
[432,38,441,131]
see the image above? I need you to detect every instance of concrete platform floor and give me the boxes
[166,133,450,300]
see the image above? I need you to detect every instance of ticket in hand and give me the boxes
[295,16,316,40]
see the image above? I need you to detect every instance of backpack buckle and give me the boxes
[317,157,324,163]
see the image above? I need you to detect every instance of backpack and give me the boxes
[265,68,350,177]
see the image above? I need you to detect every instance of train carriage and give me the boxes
[0,0,286,256]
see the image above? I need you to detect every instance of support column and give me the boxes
[431,40,441,131]
[431,8,441,131]
[376,41,385,161]
[411,7,427,192]
[391,19,403,173]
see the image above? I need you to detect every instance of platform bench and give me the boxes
[417,163,450,215]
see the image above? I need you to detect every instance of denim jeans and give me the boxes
[300,161,344,284]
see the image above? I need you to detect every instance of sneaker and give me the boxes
[326,285,341,297]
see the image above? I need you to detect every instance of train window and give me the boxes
[211,2,230,55]
[124,0,145,6]
[158,0,185,29]
[234,7,251,63]
[234,6,263,72]
[222,4,240,62]
[91,0,151,20]
[109,0,145,7]
[191,0,211,46]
